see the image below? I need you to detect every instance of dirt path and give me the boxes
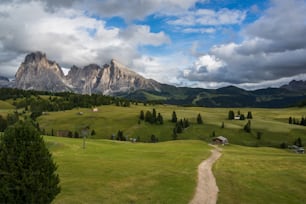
[189,146,222,204]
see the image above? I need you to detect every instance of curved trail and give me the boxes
[189,146,222,204]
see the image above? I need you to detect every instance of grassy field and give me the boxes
[1,100,306,203]
[45,136,211,204]
[0,100,15,117]
[214,145,306,204]
[37,104,306,147]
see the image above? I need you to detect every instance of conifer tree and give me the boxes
[228,110,235,120]
[0,121,60,203]
[139,110,145,120]
[247,111,253,119]
[197,113,203,124]
[172,111,177,123]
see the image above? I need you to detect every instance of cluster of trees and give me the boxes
[171,111,190,139]
[288,116,306,126]
[228,110,253,120]
[139,109,164,124]
[1,88,137,121]
[0,112,20,132]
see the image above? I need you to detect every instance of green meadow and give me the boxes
[36,104,306,147]
[1,100,306,203]
[214,145,306,204]
[45,137,211,204]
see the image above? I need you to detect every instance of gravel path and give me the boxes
[189,146,222,204]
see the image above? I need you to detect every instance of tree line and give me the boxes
[288,116,306,126]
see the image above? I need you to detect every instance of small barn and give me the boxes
[212,136,229,145]
[92,107,98,112]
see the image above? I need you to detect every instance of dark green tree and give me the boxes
[244,120,251,133]
[257,132,262,140]
[289,117,293,124]
[0,115,8,132]
[152,108,157,123]
[175,122,183,134]
[221,121,225,129]
[240,114,245,120]
[247,111,253,119]
[294,137,303,147]
[172,111,177,123]
[150,134,158,143]
[6,112,19,125]
[228,110,235,120]
[139,110,145,120]
[157,113,163,124]
[197,113,203,124]
[145,110,152,123]
[0,121,60,203]
[116,130,125,141]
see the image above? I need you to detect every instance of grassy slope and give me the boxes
[0,100,16,117]
[214,145,306,204]
[38,105,306,147]
[45,136,211,204]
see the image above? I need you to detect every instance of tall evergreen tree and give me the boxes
[172,111,177,123]
[145,111,152,123]
[247,111,253,119]
[152,108,157,123]
[228,110,235,120]
[289,117,293,124]
[197,113,203,124]
[157,113,163,124]
[139,110,145,120]
[244,120,251,133]
[0,120,60,203]
[0,115,7,132]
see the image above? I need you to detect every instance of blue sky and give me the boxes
[0,0,306,89]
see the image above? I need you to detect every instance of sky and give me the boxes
[0,0,306,90]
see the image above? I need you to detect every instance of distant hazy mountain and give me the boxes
[281,80,306,92]
[0,76,11,87]
[2,51,306,107]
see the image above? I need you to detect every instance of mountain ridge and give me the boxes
[1,51,306,108]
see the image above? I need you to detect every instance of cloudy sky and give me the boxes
[0,0,306,89]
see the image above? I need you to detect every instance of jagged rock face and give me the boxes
[67,59,160,95]
[66,64,101,94]
[281,80,306,92]
[15,52,70,92]
[13,51,161,95]
[95,59,160,95]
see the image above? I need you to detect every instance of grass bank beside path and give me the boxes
[214,145,306,204]
[45,136,211,204]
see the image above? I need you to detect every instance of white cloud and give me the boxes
[0,1,170,77]
[194,55,225,72]
[183,0,306,88]
[132,53,192,85]
[167,8,246,26]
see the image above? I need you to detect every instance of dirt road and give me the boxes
[189,147,222,204]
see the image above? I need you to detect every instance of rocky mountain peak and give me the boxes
[12,51,161,95]
[15,52,70,92]
[281,80,306,92]
[24,51,47,64]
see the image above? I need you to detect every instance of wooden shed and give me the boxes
[212,136,229,145]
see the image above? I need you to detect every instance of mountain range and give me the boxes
[1,51,306,108]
